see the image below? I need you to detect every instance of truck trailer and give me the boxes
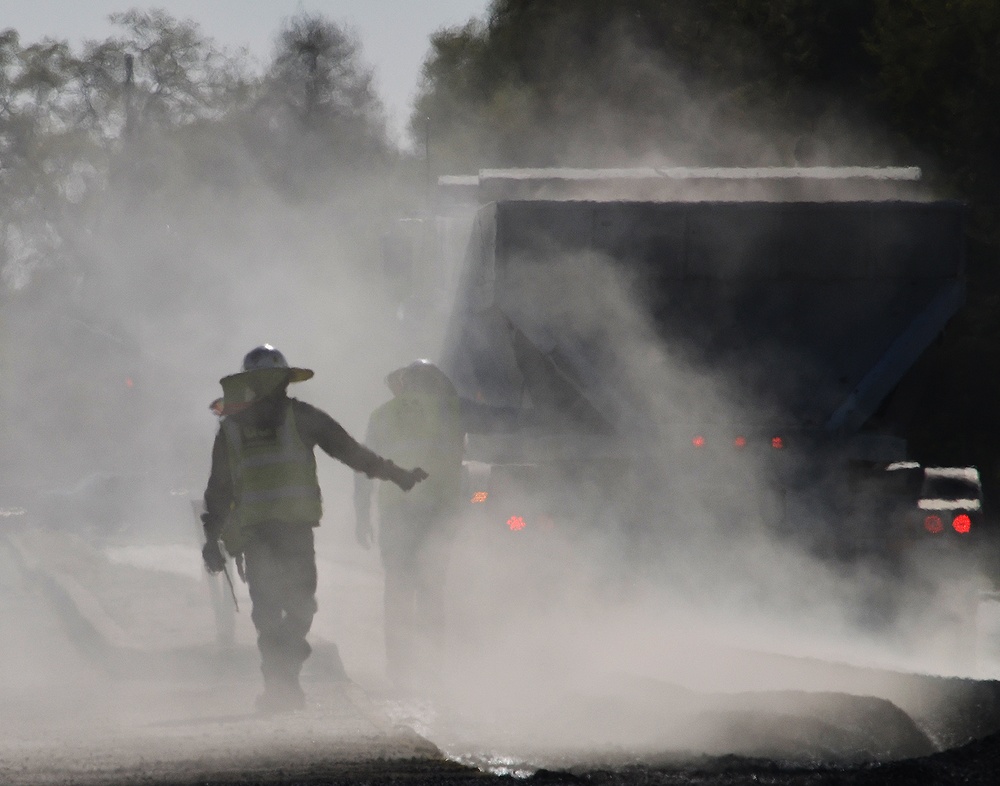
[436,172,979,588]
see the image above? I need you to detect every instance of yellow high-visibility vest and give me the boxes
[222,403,322,535]
[373,392,463,511]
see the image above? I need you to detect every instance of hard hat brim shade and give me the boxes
[211,367,314,416]
[385,362,457,398]
[288,367,314,383]
[219,367,314,387]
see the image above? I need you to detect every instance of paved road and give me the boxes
[0,533,115,738]
[3,523,1000,786]
[0,531,461,786]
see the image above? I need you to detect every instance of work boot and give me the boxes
[254,679,306,715]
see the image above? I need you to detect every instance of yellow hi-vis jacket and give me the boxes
[366,391,463,512]
[222,402,322,539]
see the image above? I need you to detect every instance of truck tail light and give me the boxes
[924,514,944,534]
[771,436,785,449]
[952,513,972,534]
[507,515,526,531]
[471,491,488,503]
[734,436,747,449]
[692,435,706,448]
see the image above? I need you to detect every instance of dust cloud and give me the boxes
[427,238,982,766]
[0,25,430,742]
[406,17,979,756]
[0,5,988,777]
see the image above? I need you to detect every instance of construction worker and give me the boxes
[201,345,428,714]
[353,360,470,691]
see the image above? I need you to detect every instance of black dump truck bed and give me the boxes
[444,199,966,452]
[440,191,987,609]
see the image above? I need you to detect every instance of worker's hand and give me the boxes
[202,539,226,574]
[396,466,429,492]
[385,461,429,492]
[355,516,373,549]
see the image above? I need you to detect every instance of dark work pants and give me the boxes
[379,506,456,689]
[242,522,318,690]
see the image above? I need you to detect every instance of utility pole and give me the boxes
[123,53,136,140]
[424,115,432,210]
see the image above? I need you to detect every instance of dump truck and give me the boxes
[432,169,989,591]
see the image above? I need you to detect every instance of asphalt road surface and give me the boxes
[3,522,1000,786]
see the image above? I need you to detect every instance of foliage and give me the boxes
[0,7,401,294]
[867,0,1000,202]
[411,0,998,186]
[268,12,383,131]
[411,0,894,173]
[64,8,251,146]
[246,11,393,197]
[0,29,86,290]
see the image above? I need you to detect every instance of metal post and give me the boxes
[123,53,136,140]
[424,115,432,208]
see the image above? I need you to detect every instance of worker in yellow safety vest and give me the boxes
[354,359,466,691]
[201,345,427,714]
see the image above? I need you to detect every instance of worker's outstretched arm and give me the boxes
[297,399,429,491]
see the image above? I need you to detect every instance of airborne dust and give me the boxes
[0,6,996,780]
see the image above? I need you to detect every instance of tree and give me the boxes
[0,29,84,291]
[410,1,923,173]
[247,11,392,195]
[84,8,249,140]
[410,0,849,172]
[1,7,260,341]
[867,0,1000,203]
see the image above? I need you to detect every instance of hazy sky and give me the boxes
[1,1,491,143]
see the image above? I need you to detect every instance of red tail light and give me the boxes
[470,491,488,504]
[692,435,706,448]
[734,436,747,449]
[924,514,944,534]
[771,436,785,449]
[952,513,972,534]
[125,377,135,389]
[507,515,526,532]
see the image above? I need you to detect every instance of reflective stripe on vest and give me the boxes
[222,403,322,527]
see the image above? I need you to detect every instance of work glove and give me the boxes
[387,462,429,492]
[356,515,374,549]
[202,539,226,574]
